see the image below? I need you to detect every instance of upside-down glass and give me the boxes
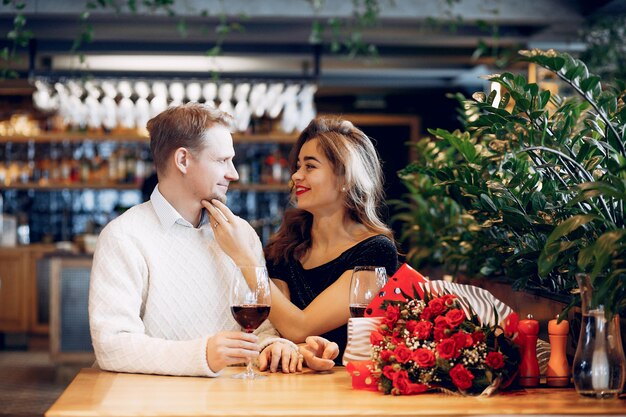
[349,266,387,317]
[230,266,271,379]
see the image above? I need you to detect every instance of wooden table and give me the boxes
[46,368,626,417]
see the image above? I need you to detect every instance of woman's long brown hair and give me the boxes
[265,116,395,264]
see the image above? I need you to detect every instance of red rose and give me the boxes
[434,315,449,327]
[420,307,434,321]
[412,348,436,368]
[405,320,419,334]
[393,370,428,395]
[433,317,452,340]
[391,334,404,346]
[370,330,384,346]
[382,318,396,330]
[452,331,473,350]
[440,294,457,307]
[436,338,457,359]
[445,308,467,328]
[414,320,433,339]
[472,330,485,344]
[434,327,450,341]
[379,349,393,363]
[486,351,505,369]
[393,343,413,364]
[428,298,446,316]
[385,304,401,323]
[383,365,396,380]
[450,364,475,390]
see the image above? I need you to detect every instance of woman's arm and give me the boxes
[267,272,352,343]
[272,279,291,298]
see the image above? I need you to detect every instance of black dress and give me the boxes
[266,235,399,364]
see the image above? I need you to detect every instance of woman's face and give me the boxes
[291,138,344,214]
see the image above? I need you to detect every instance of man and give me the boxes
[89,103,336,377]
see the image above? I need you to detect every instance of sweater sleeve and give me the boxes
[89,224,218,377]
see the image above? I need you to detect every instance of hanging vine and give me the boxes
[1,0,33,78]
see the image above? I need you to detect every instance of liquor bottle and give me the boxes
[0,143,6,185]
[92,146,105,184]
[263,152,275,184]
[25,141,36,183]
[116,146,128,184]
[546,316,570,387]
[5,142,20,185]
[125,144,137,184]
[37,143,50,186]
[17,143,30,184]
[49,143,61,184]
[134,146,148,186]
[60,141,72,184]
[108,145,118,182]
[79,144,92,183]
[518,314,540,387]
[16,212,30,245]
[237,159,251,185]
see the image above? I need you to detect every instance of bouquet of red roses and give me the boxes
[370,291,520,396]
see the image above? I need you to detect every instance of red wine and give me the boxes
[231,304,271,332]
[350,304,368,318]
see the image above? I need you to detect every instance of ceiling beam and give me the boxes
[1,0,583,24]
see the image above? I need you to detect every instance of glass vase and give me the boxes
[572,273,626,398]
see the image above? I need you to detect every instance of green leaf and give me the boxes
[545,214,598,248]
[590,230,626,279]
[578,245,595,269]
[486,89,497,106]
[480,194,498,212]
[583,155,603,171]
[539,240,579,277]
[580,76,601,93]
[14,14,25,26]
[539,90,550,109]
[499,92,511,109]
[206,45,221,56]
[176,20,187,37]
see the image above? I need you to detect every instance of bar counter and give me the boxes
[46,367,626,417]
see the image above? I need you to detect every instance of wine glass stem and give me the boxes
[245,359,254,378]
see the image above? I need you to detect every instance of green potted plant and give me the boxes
[396,49,625,318]
[394,48,626,396]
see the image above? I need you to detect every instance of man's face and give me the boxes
[185,125,239,204]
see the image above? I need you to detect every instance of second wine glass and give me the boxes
[230,266,271,379]
[349,266,387,318]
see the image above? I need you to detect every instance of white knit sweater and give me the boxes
[89,186,281,377]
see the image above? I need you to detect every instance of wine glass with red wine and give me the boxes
[349,266,387,317]
[230,266,271,379]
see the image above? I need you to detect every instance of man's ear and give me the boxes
[173,147,190,175]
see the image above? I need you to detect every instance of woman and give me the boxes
[264,116,398,361]
[206,116,398,364]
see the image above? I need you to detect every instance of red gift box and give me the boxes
[364,263,429,318]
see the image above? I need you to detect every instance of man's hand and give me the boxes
[202,199,262,267]
[258,342,303,373]
[205,331,260,373]
[299,336,339,372]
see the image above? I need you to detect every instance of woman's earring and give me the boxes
[341,186,347,192]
